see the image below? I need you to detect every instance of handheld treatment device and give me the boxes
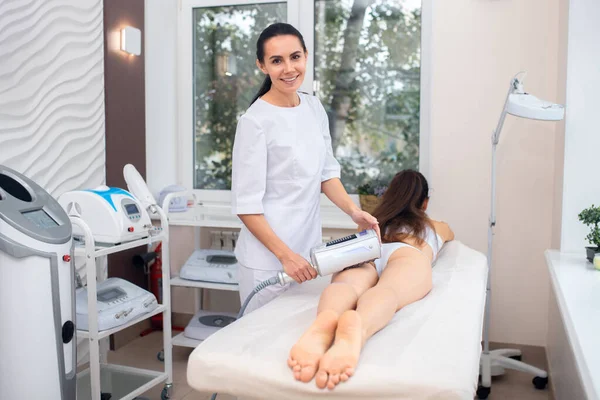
[276,229,381,285]
[239,229,381,318]
[124,163,159,214]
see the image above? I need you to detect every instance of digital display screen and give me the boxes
[97,287,126,303]
[21,209,59,229]
[124,204,139,215]
[207,255,237,264]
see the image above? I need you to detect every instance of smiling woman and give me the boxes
[250,24,308,106]
[230,23,380,313]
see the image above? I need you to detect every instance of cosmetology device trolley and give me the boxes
[66,164,174,400]
[0,165,76,400]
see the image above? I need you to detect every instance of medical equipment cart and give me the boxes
[157,191,240,350]
[71,202,173,400]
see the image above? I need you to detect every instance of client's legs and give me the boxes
[288,264,378,382]
[315,248,433,389]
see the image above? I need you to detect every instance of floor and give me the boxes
[107,333,553,400]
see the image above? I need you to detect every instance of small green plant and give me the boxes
[578,204,600,248]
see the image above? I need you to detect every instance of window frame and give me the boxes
[176,0,431,217]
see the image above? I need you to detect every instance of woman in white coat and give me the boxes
[231,23,379,313]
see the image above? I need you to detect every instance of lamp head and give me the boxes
[507,73,565,121]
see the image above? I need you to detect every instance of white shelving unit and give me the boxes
[70,204,173,400]
[158,191,242,350]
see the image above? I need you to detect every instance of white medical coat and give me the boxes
[231,92,341,271]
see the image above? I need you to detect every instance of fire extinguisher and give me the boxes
[138,243,184,339]
[150,242,163,329]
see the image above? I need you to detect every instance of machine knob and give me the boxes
[62,255,71,262]
[128,227,134,232]
[62,321,75,343]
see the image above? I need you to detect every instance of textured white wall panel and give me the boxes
[0,0,105,197]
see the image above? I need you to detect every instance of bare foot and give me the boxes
[288,309,339,383]
[315,310,362,390]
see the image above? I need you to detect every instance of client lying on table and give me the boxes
[288,169,454,390]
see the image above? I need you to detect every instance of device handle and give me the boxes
[123,164,157,212]
[277,271,297,285]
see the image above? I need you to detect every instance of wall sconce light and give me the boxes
[121,26,141,56]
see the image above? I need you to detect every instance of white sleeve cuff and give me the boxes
[321,168,341,182]
[231,203,264,215]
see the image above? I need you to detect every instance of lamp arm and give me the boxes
[492,77,520,145]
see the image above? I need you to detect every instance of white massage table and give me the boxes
[187,241,488,400]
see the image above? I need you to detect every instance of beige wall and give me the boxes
[167,0,565,347]
[427,0,562,346]
[551,0,569,251]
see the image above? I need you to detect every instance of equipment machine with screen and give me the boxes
[180,249,239,285]
[76,277,158,331]
[58,186,152,244]
[0,164,76,400]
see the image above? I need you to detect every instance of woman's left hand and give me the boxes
[350,209,381,242]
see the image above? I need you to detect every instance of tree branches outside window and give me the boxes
[192,1,421,193]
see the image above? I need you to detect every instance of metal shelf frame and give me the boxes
[70,204,173,400]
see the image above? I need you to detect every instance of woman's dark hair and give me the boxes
[250,23,307,105]
[372,169,434,245]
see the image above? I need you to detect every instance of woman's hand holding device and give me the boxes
[279,252,317,283]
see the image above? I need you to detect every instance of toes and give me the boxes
[315,370,329,389]
[326,378,336,390]
[293,365,301,372]
[326,373,340,390]
[345,367,355,377]
[287,357,297,368]
[331,374,340,385]
[294,370,301,381]
[299,365,317,383]
[340,372,349,382]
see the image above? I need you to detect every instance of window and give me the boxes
[314,0,422,193]
[192,2,287,189]
[179,0,425,197]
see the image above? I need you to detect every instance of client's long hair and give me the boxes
[372,169,434,245]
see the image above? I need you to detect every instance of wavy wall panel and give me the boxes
[0,0,105,197]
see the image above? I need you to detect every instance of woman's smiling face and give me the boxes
[257,34,307,96]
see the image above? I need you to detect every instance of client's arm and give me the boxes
[432,220,455,242]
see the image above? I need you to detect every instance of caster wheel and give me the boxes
[476,385,490,399]
[533,376,548,390]
[509,354,522,361]
[161,388,170,400]
[157,350,164,362]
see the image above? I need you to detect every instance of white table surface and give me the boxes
[545,250,600,399]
